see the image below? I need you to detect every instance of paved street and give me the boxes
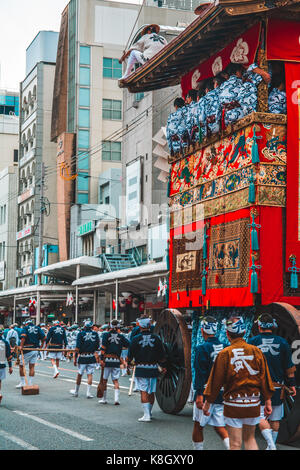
[0,358,298,451]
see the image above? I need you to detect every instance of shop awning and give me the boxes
[34,256,102,282]
[72,261,168,294]
[0,284,73,306]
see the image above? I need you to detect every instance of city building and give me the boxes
[17,30,60,288]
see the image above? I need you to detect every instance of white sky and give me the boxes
[0,0,141,91]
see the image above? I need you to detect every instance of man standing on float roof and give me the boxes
[192,315,229,450]
[119,24,167,81]
[249,313,296,450]
[202,316,274,450]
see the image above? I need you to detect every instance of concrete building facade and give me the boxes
[17,31,59,288]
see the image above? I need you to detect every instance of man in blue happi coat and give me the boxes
[192,316,229,450]
[17,319,45,389]
[46,320,68,378]
[0,325,13,404]
[98,319,130,405]
[249,313,296,450]
[70,320,100,399]
[127,317,166,422]
[166,97,189,155]
[268,75,287,114]
[238,63,271,116]
[203,76,224,136]
[219,63,245,128]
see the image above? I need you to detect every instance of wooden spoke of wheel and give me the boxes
[154,309,191,414]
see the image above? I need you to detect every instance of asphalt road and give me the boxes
[0,358,298,451]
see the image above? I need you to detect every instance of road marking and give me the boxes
[0,429,39,450]
[34,370,130,391]
[12,411,94,442]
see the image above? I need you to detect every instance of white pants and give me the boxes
[135,377,157,394]
[103,367,120,381]
[48,352,64,360]
[0,368,6,380]
[20,351,38,365]
[193,403,225,427]
[78,363,96,376]
[260,404,284,422]
[224,416,261,428]
[122,50,148,78]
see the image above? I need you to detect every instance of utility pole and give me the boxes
[36,162,45,325]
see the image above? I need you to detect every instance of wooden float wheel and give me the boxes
[154,309,191,414]
[260,303,300,447]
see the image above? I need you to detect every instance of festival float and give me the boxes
[120,0,300,444]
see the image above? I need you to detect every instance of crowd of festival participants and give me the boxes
[166,61,286,156]
[0,311,297,451]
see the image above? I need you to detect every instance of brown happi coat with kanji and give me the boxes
[204,337,275,418]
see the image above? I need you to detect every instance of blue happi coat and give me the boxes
[193,336,225,404]
[76,327,100,364]
[128,331,166,378]
[20,323,45,352]
[46,326,68,349]
[249,332,294,405]
[101,330,130,368]
[268,88,287,114]
[219,75,244,126]
[238,63,263,116]
[166,107,189,154]
[203,88,222,134]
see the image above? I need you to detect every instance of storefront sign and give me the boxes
[0,261,5,281]
[16,225,32,241]
[18,187,34,204]
[77,220,95,237]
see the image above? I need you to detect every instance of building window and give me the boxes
[78,108,90,128]
[79,67,90,86]
[77,193,89,204]
[78,130,90,149]
[78,151,89,170]
[102,141,121,161]
[77,173,89,191]
[135,92,144,102]
[79,88,90,107]
[80,46,91,65]
[102,99,122,120]
[103,58,122,79]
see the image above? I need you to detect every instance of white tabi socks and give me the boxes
[223,437,230,450]
[138,403,151,422]
[272,431,278,445]
[16,377,26,388]
[28,376,33,386]
[70,384,80,397]
[192,441,204,450]
[98,390,107,404]
[86,385,94,398]
[53,365,59,378]
[114,389,120,405]
[262,428,276,450]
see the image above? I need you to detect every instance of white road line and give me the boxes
[12,411,94,442]
[0,429,39,450]
[34,371,130,391]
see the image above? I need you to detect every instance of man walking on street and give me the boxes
[70,320,100,399]
[192,316,229,450]
[16,319,46,389]
[98,319,130,405]
[203,316,275,450]
[127,317,166,422]
[46,320,68,378]
[249,313,297,450]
